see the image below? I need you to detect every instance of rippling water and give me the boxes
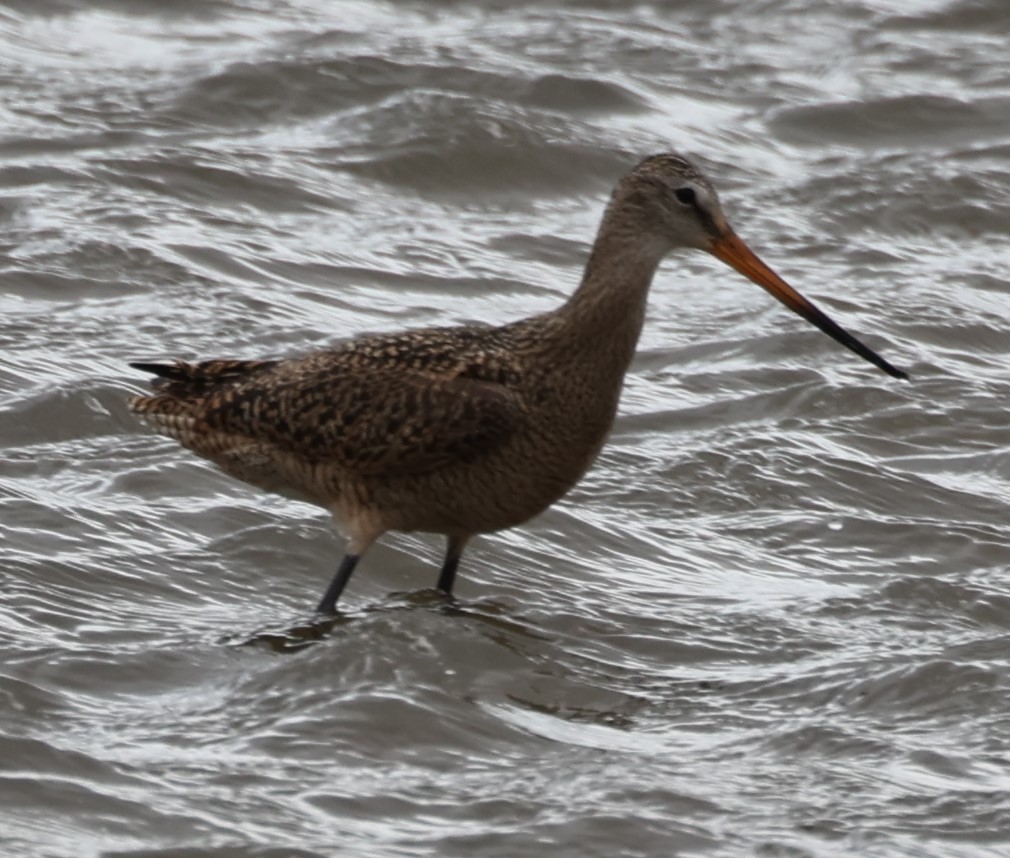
[2,1,1009,856]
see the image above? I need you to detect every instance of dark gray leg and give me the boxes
[435,536,467,595]
[316,554,359,614]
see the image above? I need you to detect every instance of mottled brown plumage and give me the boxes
[130,153,906,612]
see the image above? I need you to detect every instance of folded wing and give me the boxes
[129,343,524,477]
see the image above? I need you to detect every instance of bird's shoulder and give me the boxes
[302,324,526,387]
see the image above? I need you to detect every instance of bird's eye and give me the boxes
[674,187,697,206]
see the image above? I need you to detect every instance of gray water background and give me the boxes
[2,1,1010,856]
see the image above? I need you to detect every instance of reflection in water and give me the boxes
[232,590,552,655]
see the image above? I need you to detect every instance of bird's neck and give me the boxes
[547,215,668,376]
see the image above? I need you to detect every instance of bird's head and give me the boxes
[610,153,907,379]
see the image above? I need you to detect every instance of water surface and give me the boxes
[2,1,1010,856]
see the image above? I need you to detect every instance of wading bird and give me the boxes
[130,153,906,613]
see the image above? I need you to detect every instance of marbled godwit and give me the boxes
[130,153,907,613]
